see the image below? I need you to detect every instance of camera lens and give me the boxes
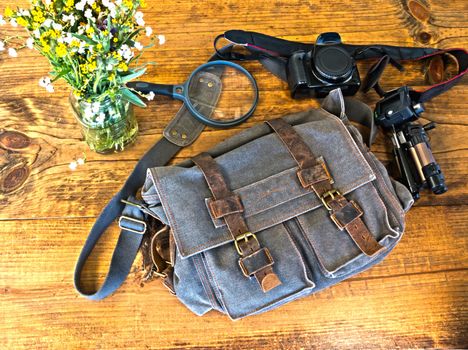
[313,46,354,82]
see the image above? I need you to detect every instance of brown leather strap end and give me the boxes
[329,197,385,257]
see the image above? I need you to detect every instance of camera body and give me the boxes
[286,32,361,98]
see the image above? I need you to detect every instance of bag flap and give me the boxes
[146,110,376,258]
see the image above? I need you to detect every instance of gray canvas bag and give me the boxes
[132,89,414,320]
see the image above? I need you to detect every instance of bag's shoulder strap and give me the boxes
[73,137,182,300]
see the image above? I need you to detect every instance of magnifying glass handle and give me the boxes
[126,81,175,98]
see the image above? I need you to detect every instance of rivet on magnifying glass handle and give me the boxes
[207,82,214,88]
[171,129,178,137]
[199,78,204,82]
[181,133,187,139]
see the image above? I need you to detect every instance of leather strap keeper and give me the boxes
[208,194,244,219]
[330,200,363,230]
[297,163,331,188]
[239,247,274,277]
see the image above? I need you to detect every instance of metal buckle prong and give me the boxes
[234,231,258,256]
[320,189,341,211]
[118,215,147,235]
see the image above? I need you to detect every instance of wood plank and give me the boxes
[1,0,467,348]
[0,88,466,219]
[0,206,466,349]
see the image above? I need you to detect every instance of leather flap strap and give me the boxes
[266,118,384,257]
[192,153,281,292]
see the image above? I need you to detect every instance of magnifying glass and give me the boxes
[126,61,259,128]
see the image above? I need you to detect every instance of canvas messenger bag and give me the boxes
[75,89,414,320]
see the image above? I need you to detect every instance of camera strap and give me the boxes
[217,30,467,105]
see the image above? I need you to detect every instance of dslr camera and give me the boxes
[286,32,360,98]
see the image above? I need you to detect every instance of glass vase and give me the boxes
[69,93,138,153]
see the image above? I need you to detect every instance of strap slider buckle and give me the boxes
[118,216,147,235]
[234,232,258,256]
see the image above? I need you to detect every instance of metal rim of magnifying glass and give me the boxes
[181,60,259,128]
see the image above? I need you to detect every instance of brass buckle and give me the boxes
[320,189,341,211]
[234,232,258,256]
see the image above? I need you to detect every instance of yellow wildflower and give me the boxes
[140,0,147,8]
[42,44,50,53]
[117,62,128,71]
[113,37,118,43]
[4,7,14,18]
[56,44,67,58]
[16,17,29,27]
[87,61,97,72]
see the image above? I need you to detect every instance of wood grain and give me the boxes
[0,0,467,349]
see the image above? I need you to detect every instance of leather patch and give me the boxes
[330,200,363,230]
[208,195,244,219]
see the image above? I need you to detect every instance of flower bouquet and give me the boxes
[1,0,163,153]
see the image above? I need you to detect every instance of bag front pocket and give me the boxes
[199,223,315,320]
[296,180,402,278]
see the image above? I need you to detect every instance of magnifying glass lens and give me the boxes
[187,63,257,124]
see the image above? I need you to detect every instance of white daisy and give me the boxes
[45,84,54,93]
[42,19,53,27]
[69,161,78,170]
[134,42,143,51]
[0,15,6,26]
[134,11,145,26]
[145,26,153,37]
[33,29,41,38]
[84,9,93,19]
[146,91,155,101]
[157,35,166,45]
[10,18,18,27]
[26,38,34,49]
[18,9,30,17]
[75,1,86,11]
[0,41,4,51]
[62,14,77,26]
[39,77,51,87]
[76,158,85,165]
[8,48,18,57]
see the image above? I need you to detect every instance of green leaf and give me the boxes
[120,88,147,108]
[119,68,146,84]
[72,33,97,46]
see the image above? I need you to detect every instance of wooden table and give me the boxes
[1,0,467,348]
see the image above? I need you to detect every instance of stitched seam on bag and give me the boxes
[364,151,406,230]
[294,214,335,277]
[344,122,405,228]
[222,224,316,320]
[151,168,232,256]
[200,253,230,316]
[281,222,316,285]
[192,254,218,310]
